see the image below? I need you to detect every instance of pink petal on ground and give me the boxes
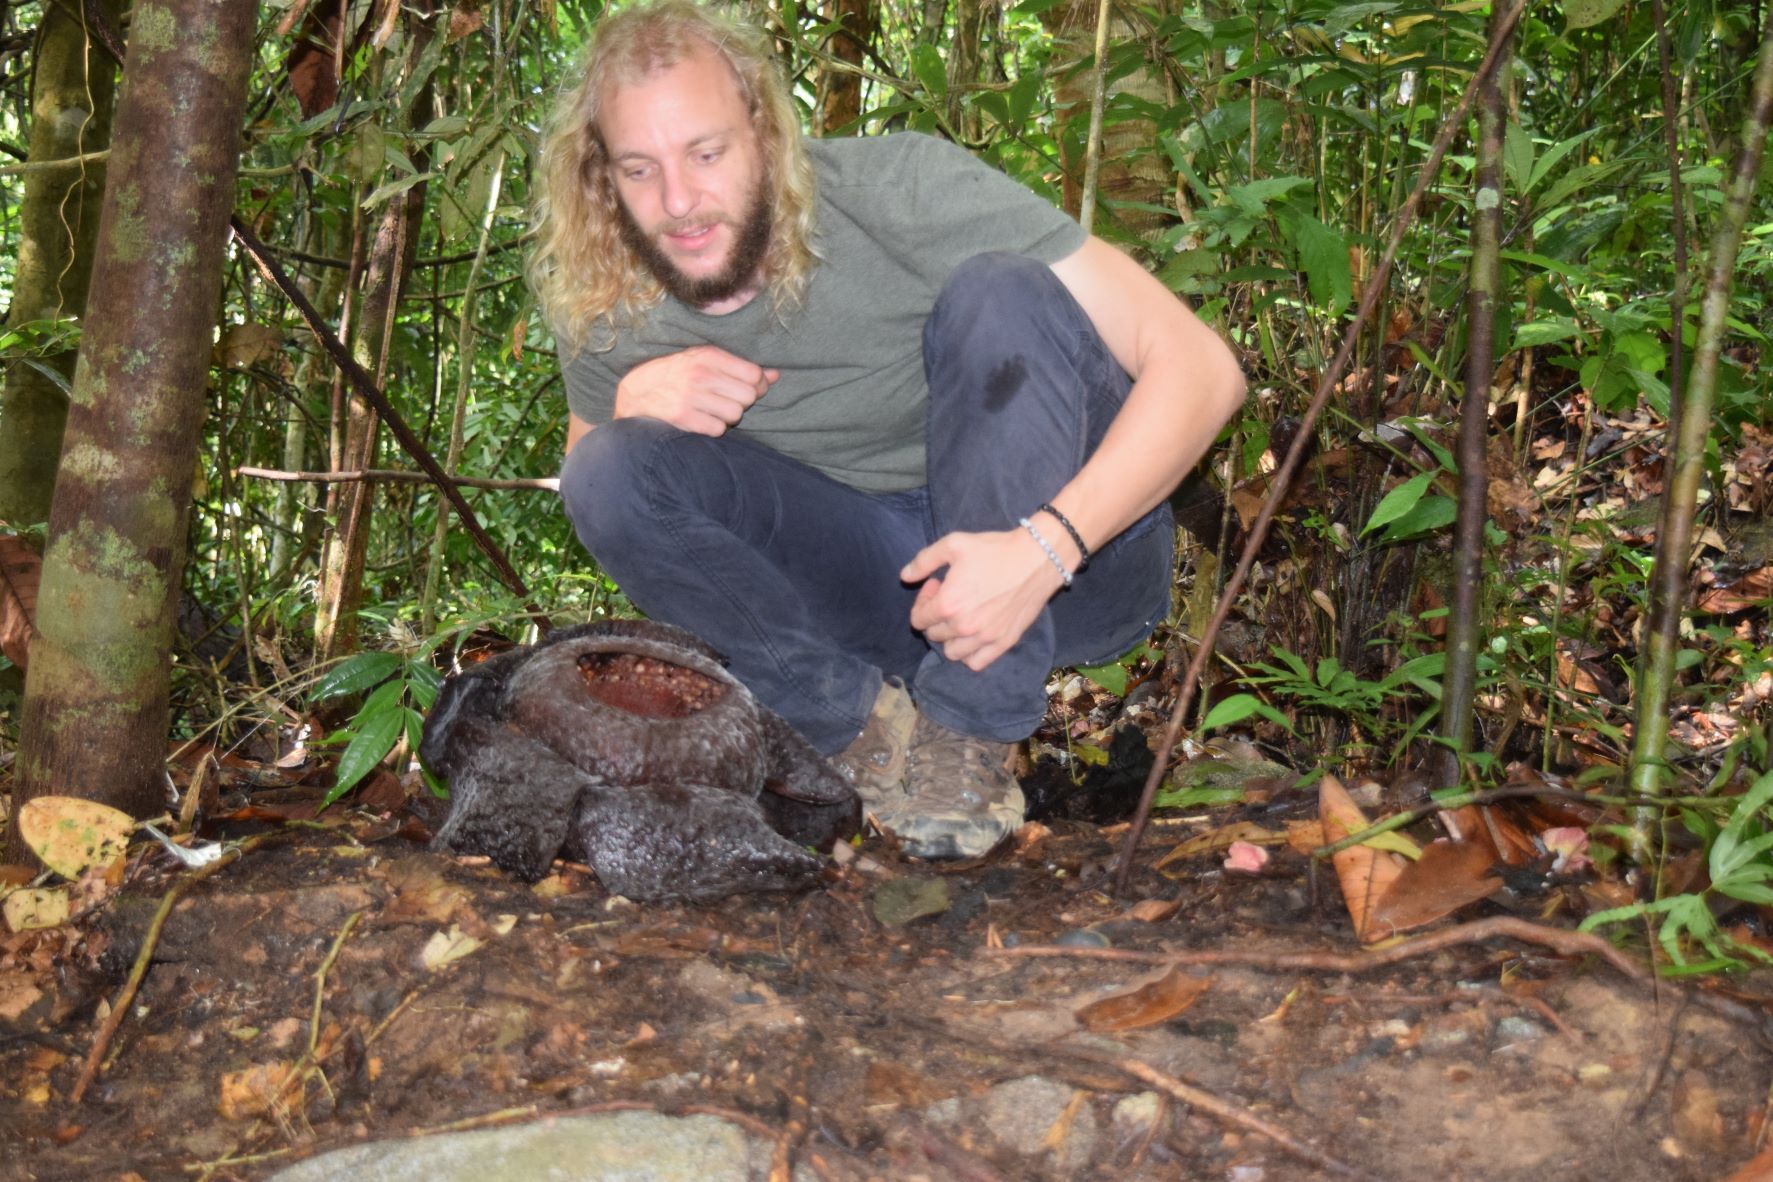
[1224,841,1269,874]
[1541,826,1592,873]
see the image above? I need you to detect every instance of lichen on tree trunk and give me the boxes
[8,0,257,857]
[0,0,124,527]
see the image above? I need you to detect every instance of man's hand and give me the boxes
[900,527,1068,671]
[615,345,778,436]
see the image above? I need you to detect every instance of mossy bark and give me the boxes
[0,0,124,526]
[8,0,256,855]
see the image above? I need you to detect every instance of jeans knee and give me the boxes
[558,417,682,558]
[927,253,1056,346]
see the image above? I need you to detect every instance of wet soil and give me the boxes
[3,798,1772,1182]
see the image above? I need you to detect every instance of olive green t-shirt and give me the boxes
[561,133,1087,494]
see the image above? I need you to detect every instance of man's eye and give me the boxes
[696,150,724,165]
[622,167,653,182]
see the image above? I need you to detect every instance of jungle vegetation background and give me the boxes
[1,0,1771,968]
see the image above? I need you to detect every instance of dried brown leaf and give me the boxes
[1320,775,1406,943]
[0,534,41,669]
[1367,841,1502,938]
[1075,965,1211,1032]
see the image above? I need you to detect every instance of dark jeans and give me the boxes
[559,252,1175,754]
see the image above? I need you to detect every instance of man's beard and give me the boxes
[616,184,775,309]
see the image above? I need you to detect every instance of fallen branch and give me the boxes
[990,916,1649,982]
[238,465,560,492]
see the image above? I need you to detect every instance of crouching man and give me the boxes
[528,0,1246,859]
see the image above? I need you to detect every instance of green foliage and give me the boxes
[1238,646,1445,761]
[1581,769,1773,973]
[311,649,442,807]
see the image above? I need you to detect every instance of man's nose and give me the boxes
[660,164,696,219]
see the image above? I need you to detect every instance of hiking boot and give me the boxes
[829,677,917,810]
[881,714,1026,860]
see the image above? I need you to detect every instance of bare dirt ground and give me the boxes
[4,777,1772,1182]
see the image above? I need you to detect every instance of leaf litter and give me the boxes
[0,740,1767,1182]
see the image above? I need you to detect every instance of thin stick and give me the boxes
[1114,1057,1367,1177]
[238,465,560,492]
[1111,0,1534,895]
[1077,0,1114,234]
[309,910,364,1056]
[71,836,278,1102]
[991,916,1649,982]
[229,217,550,629]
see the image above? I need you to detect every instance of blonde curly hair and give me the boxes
[528,0,819,353]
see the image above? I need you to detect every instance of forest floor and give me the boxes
[4,737,1773,1182]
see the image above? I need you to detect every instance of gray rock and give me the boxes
[265,1111,772,1182]
[1110,1091,1162,1137]
[980,1074,1099,1174]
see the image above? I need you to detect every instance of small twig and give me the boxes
[991,916,1650,983]
[769,1043,815,1182]
[1113,1057,1368,1178]
[72,835,279,1102]
[237,465,559,492]
[1630,997,1689,1117]
[310,910,364,1055]
[919,1012,1366,1178]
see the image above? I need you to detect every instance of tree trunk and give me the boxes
[314,19,436,659]
[1436,6,1512,787]
[314,184,426,659]
[1044,0,1173,240]
[817,0,874,133]
[8,0,255,857]
[945,0,991,140]
[1628,11,1773,845]
[0,0,125,526]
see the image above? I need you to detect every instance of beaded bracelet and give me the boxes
[1036,502,1090,570]
[1018,517,1073,587]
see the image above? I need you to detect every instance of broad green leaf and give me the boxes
[1008,72,1042,127]
[1225,175,1311,216]
[1525,129,1598,192]
[1283,210,1352,315]
[1564,0,1625,31]
[1199,693,1293,734]
[420,114,469,138]
[910,44,947,99]
[324,707,405,806]
[348,124,386,185]
[1537,159,1629,211]
[312,651,403,701]
[361,678,408,715]
[1362,470,1437,535]
[362,170,437,211]
[1378,495,1458,541]
[1077,659,1129,696]
[1502,121,1533,193]
[1512,318,1583,349]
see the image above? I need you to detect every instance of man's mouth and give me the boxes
[665,222,721,251]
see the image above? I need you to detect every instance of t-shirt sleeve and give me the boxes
[562,341,621,426]
[823,133,1086,288]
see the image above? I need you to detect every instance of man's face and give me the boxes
[599,45,771,311]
